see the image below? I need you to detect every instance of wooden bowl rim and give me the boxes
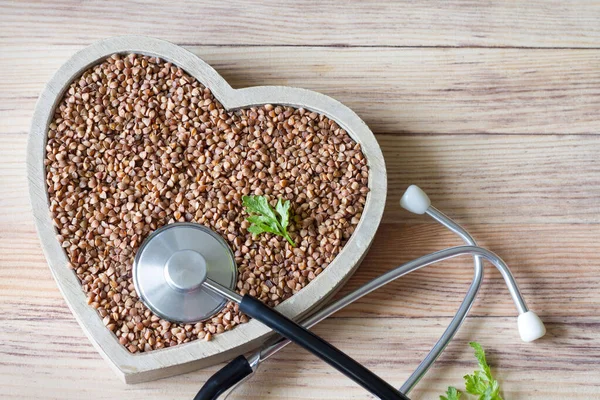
[27,35,387,383]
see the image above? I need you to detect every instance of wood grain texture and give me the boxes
[2,315,599,399]
[4,47,600,135]
[2,0,600,48]
[2,1,600,398]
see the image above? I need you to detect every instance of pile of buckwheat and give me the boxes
[45,53,369,353]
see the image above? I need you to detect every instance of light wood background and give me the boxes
[1,1,600,399]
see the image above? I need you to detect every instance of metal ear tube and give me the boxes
[198,185,545,400]
[401,185,545,345]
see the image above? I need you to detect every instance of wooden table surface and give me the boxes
[2,1,600,399]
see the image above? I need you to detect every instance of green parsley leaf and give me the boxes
[243,195,277,220]
[440,342,504,400]
[246,215,280,235]
[440,386,462,400]
[246,224,267,235]
[275,198,290,230]
[243,195,295,246]
[463,342,503,400]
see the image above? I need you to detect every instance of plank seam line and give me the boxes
[36,42,600,50]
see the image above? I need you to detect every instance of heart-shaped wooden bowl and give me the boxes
[27,36,386,383]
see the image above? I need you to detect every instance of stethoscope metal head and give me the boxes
[133,223,238,323]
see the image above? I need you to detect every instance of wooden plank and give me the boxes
[378,134,600,224]
[2,0,600,48]
[335,223,600,318]
[3,47,600,135]
[5,133,599,226]
[1,314,597,399]
[3,221,598,318]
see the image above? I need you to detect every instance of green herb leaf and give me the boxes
[246,215,280,235]
[463,342,503,400]
[247,224,267,235]
[471,342,492,380]
[243,195,277,220]
[275,198,291,230]
[243,195,295,246]
[440,386,462,400]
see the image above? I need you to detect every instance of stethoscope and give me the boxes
[132,185,546,400]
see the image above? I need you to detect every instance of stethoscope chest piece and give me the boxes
[133,223,238,323]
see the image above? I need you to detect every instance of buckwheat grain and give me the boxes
[45,53,369,353]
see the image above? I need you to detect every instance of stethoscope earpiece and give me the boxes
[518,311,547,342]
[400,184,431,215]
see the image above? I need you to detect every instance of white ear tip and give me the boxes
[400,185,431,214]
[518,311,546,342]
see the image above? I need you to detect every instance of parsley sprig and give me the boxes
[242,195,295,246]
[441,386,461,400]
[464,342,503,399]
[440,342,503,400]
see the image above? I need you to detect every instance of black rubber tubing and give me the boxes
[193,355,253,400]
[239,295,410,400]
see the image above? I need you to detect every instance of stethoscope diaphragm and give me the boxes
[133,223,238,323]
